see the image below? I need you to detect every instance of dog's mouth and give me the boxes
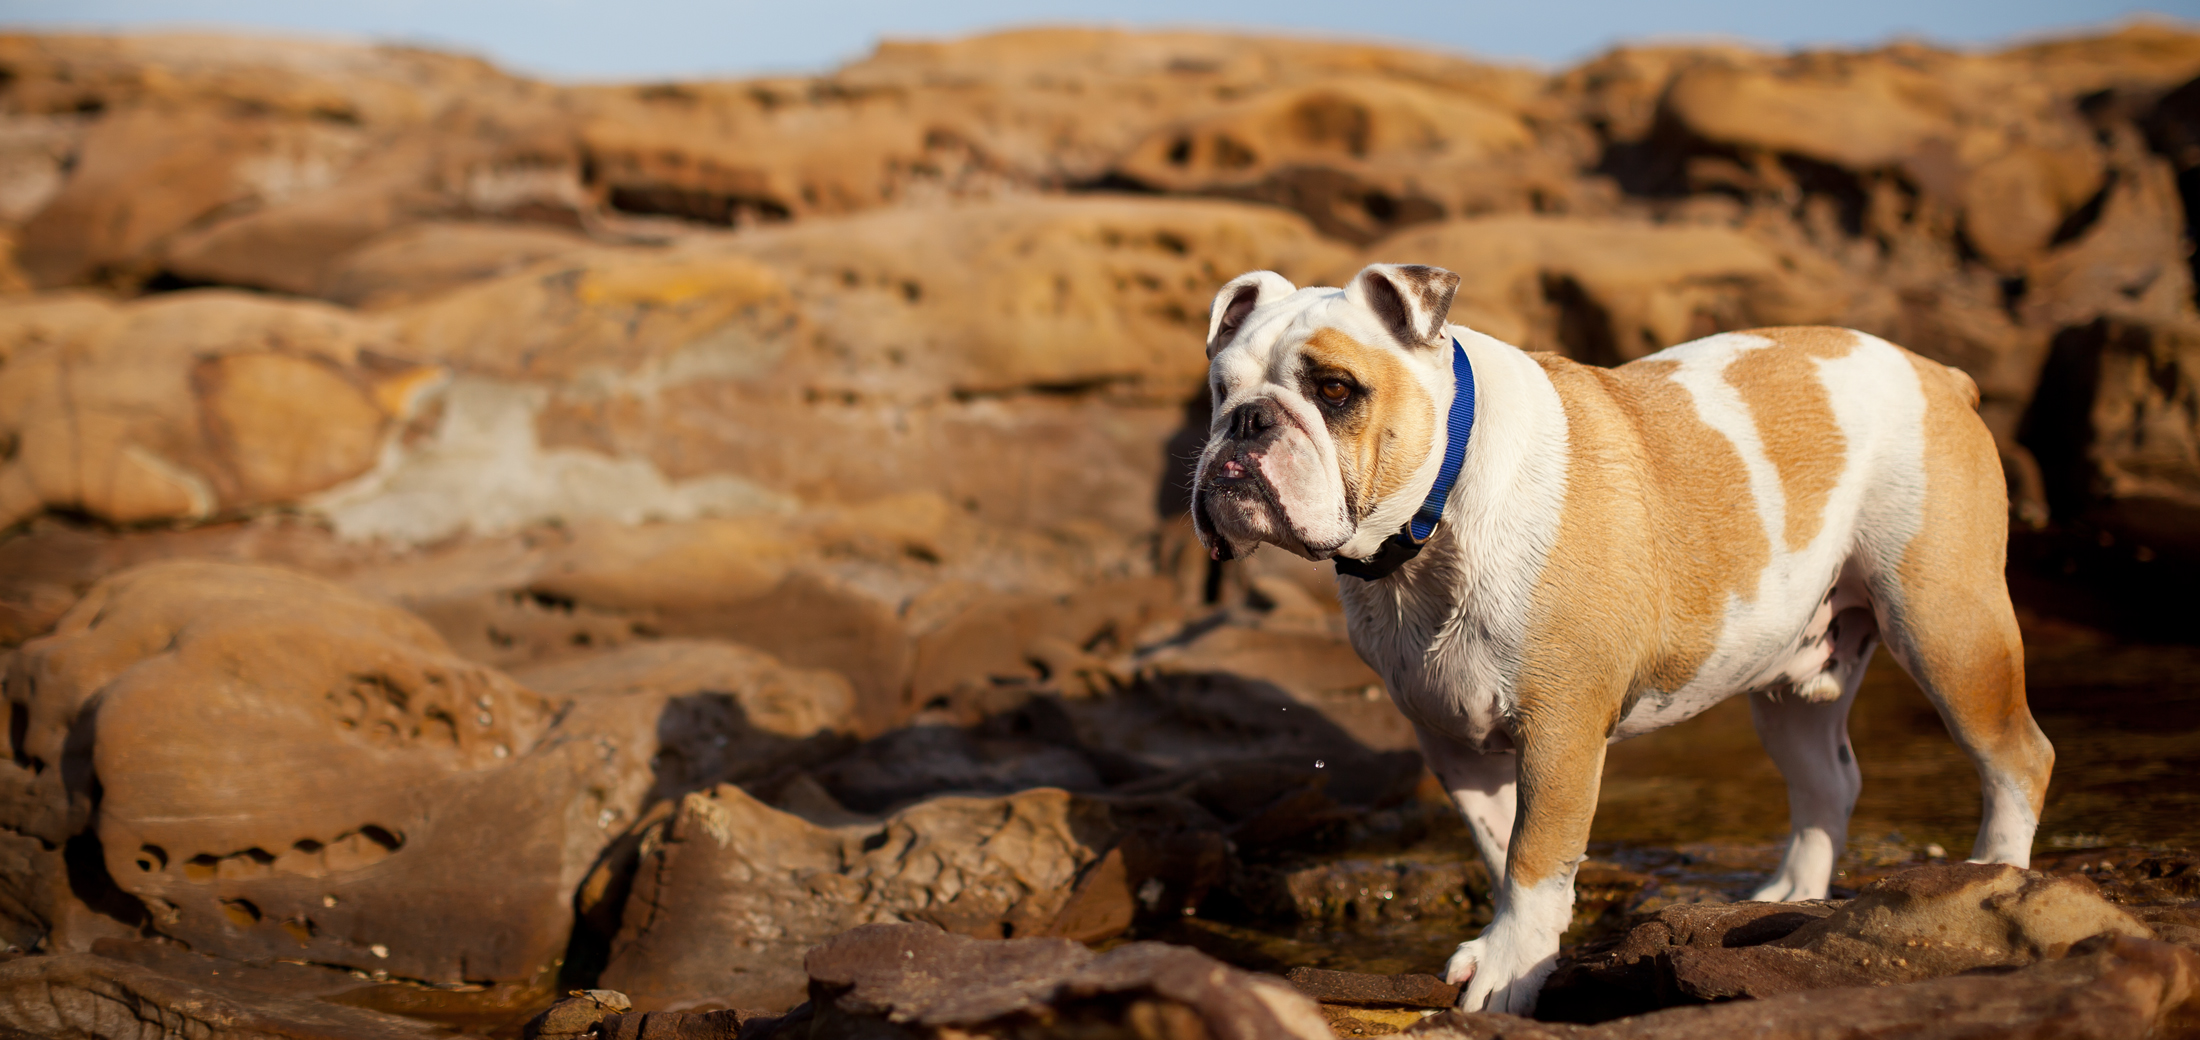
[1194,446,1350,562]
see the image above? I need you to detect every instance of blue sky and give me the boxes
[2,0,2193,81]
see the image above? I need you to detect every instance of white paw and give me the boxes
[1445,934,1559,1015]
[1750,875,1799,901]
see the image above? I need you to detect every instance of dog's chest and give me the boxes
[1338,542,1528,752]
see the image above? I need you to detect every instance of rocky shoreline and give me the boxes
[2,19,2198,1040]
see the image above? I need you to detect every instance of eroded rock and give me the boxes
[597,784,1223,1011]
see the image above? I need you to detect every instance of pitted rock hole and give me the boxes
[221,898,261,926]
[174,827,404,881]
[329,671,502,752]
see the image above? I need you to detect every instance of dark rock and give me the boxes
[802,921,1334,1039]
[2035,846,2200,904]
[596,1008,789,1040]
[1542,861,2159,1021]
[1285,967,1459,1008]
[1540,900,1842,1021]
[1411,936,2200,1040]
[0,952,444,1040]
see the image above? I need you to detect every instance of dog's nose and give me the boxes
[1228,399,1281,441]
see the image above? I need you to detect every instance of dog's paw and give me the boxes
[1749,875,1801,901]
[1445,934,1559,1015]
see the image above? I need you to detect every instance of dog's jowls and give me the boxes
[1191,263,2053,1013]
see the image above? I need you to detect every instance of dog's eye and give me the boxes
[1319,380,1352,404]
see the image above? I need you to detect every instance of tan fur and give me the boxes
[1302,328,1435,518]
[1892,352,2053,815]
[1505,353,1773,885]
[1725,328,1857,551]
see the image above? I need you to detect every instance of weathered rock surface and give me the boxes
[1,559,855,994]
[596,783,1224,1011]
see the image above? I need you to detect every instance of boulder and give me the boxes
[596,784,1223,1011]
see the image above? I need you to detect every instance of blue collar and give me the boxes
[1334,337,1476,581]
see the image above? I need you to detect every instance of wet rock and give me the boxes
[1540,899,1843,1021]
[2035,846,2200,906]
[0,951,444,1040]
[1541,861,2159,1021]
[596,1007,790,1040]
[1244,858,1484,927]
[523,989,633,1040]
[1772,861,2155,981]
[1286,967,1459,1008]
[1411,936,2200,1040]
[596,783,1223,1011]
[801,921,1335,1039]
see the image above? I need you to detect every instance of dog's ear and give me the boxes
[1206,271,1298,357]
[1345,263,1460,348]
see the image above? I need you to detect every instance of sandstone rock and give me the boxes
[319,221,599,309]
[2022,316,2200,558]
[1411,936,2200,1040]
[801,921,1336,1040]
[1,559,802,994]
[1364,216,1853,365]
[0,290,443,529]
[0,951,444,1040]
[596,784,1222,1011]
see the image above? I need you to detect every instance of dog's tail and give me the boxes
[1949,366,1981,410]
[1911,351,1982,410]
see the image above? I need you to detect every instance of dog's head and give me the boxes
[1191,263,1463,564]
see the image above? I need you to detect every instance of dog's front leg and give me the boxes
[1414,725,1517,889]
[1445,711,1607,1014]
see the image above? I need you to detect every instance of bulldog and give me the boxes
[1190,263,2054,1013]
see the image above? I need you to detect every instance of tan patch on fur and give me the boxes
[1301,328,1434,519]
[1892,351,2052,813]
[1502,353,1772,886]
[1725,327,1857,551]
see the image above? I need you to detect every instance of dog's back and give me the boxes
[1513,326,2008,735]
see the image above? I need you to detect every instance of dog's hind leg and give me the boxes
[1878,578,2051,865]
[1415,726,1518,887]
[1869,352,2054,866]
[1748,606,1876,901]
